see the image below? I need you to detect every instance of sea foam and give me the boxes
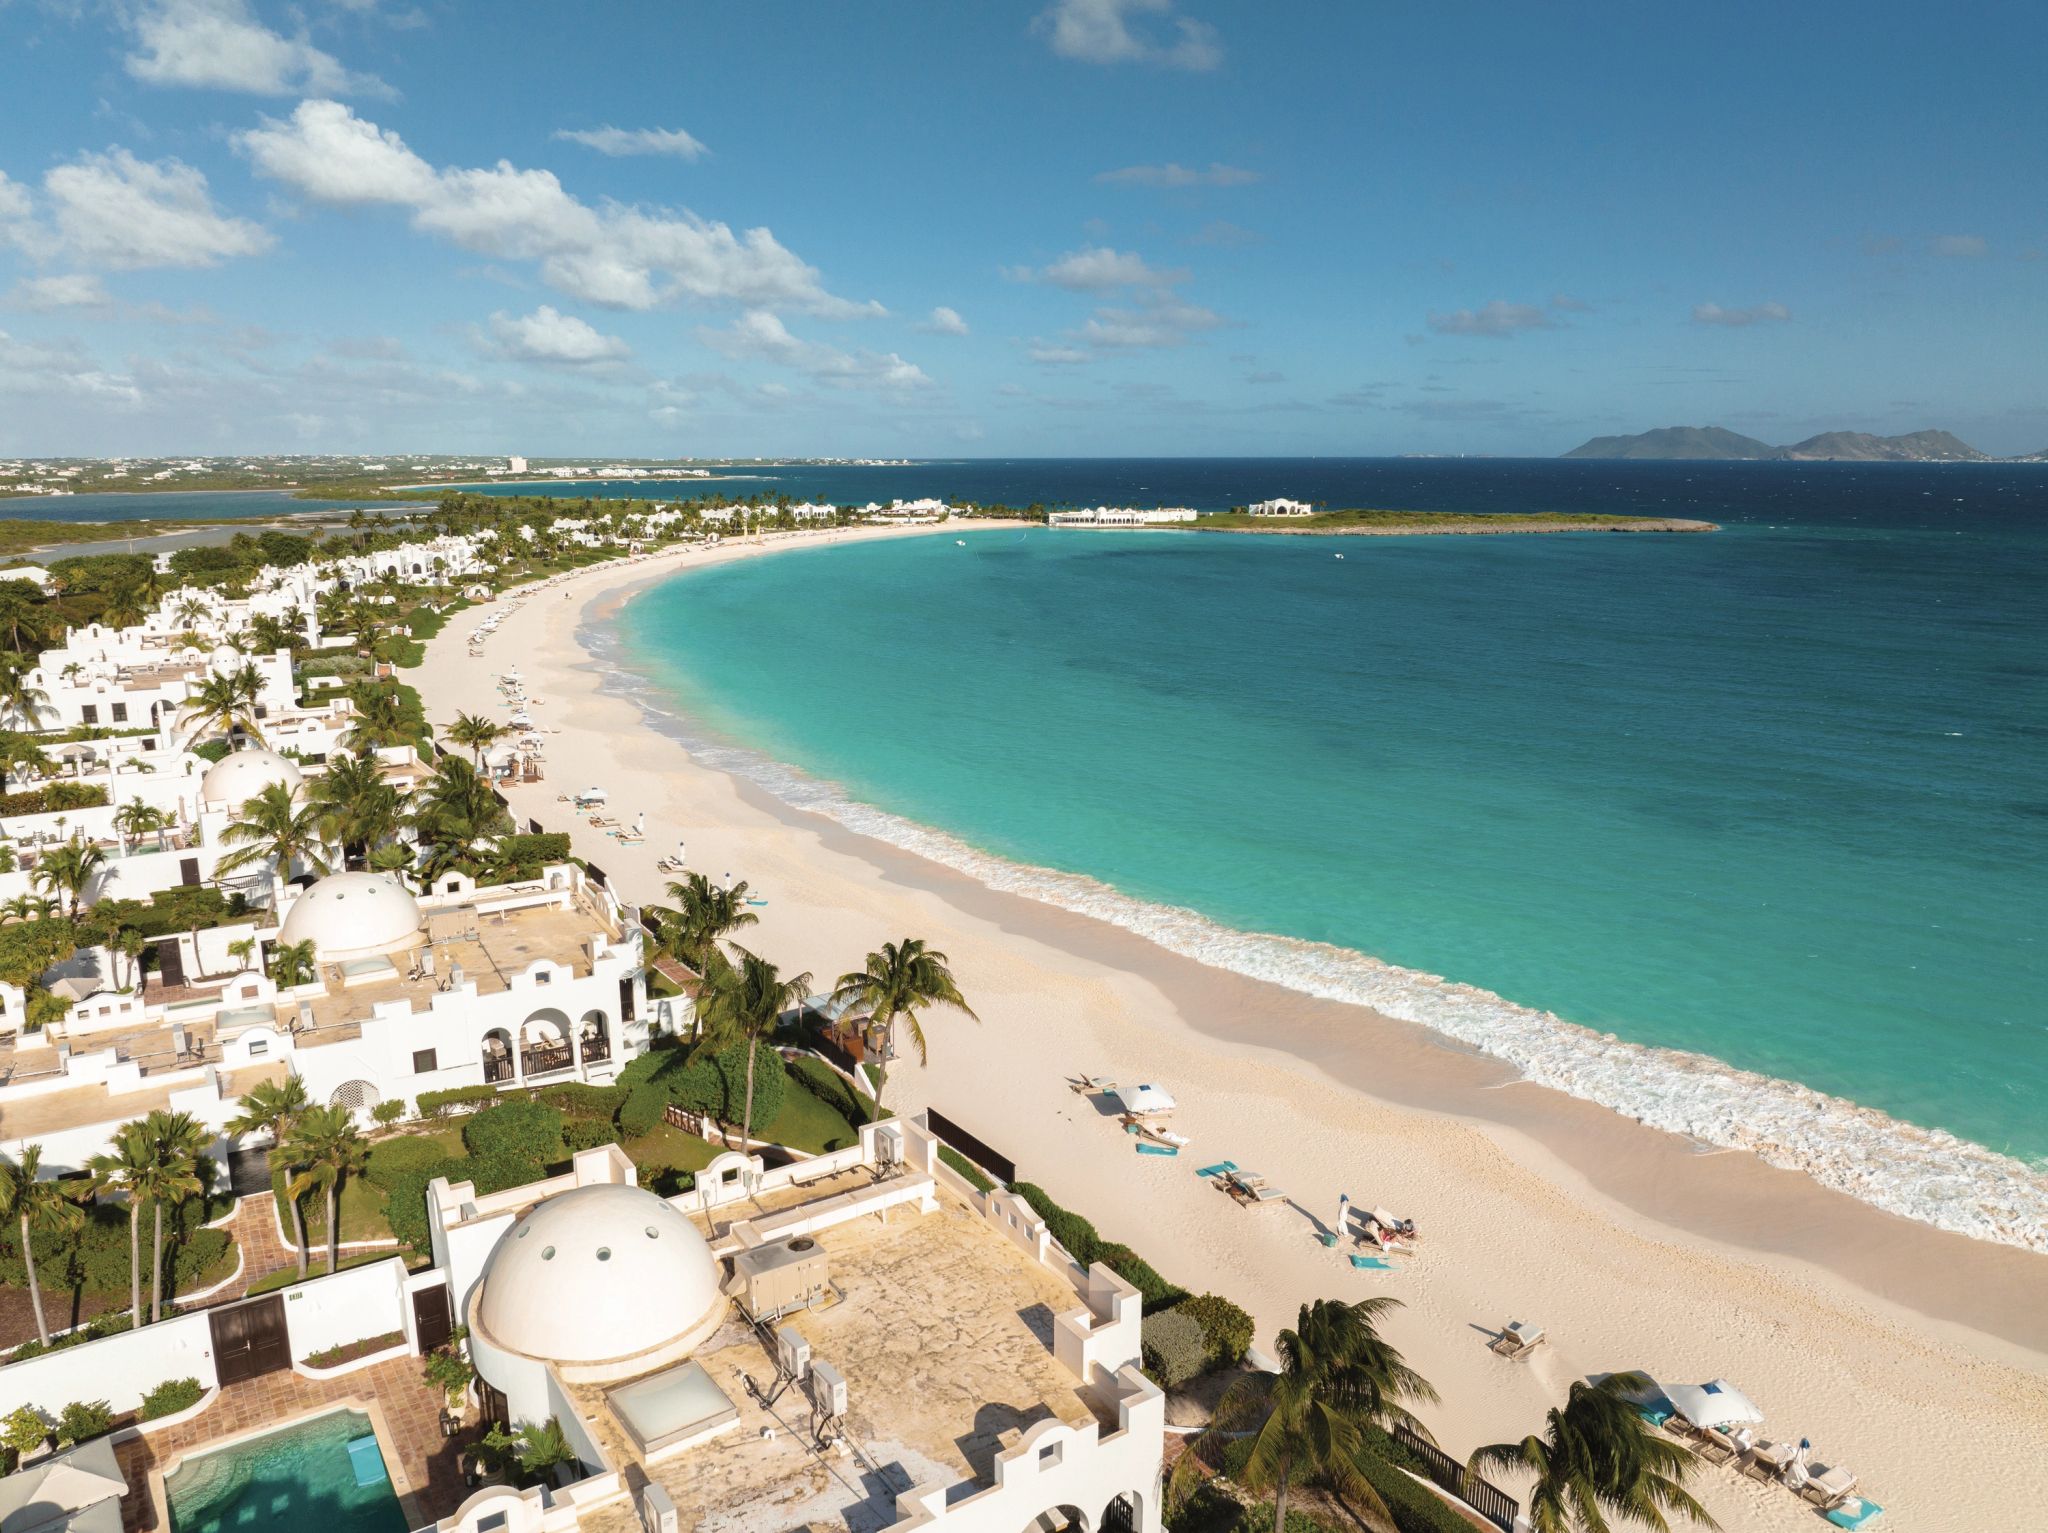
[589,630,2048,1255]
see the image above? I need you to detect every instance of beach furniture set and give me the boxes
[1644,1379,1876,1523]
[1487,1320,1545,1361]
[1072,1076,1192,1158]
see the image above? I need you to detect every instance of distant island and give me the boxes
[1191,509,1716,535]
[1563,425,2046,462]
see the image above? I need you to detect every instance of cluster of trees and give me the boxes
[227,1077,367,1280]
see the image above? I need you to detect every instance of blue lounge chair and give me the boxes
[1349,1254,1392,1270]
[1195,1161,1237,1178]
[1137,1142,1178,1156]
[1825,1500,1883,1530]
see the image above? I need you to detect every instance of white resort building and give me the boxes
[1045,508,1198,528]
[1246,498,1314,517]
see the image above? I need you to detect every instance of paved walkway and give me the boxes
[113,1354,475,1530]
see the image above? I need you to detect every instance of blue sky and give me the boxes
[1,0,2043,458]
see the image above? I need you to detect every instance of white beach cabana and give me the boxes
[1112,1084,1177,1117]
[1663,1379,1764,1431]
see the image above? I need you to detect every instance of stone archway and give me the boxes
[579,1008,610,1065]
[482,1026,513,1084]
[520,1006,573,1077]
[1101,1491,1142,1533]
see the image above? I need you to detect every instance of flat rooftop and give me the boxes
[569,1185,1109,1533]
[0,1060,284,1140]
[299,893,618,1037]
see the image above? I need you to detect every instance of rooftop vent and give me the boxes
[732,1235,830,1323]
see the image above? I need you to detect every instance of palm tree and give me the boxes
[216,781,331,883]
[174,597,210,630]
[33,840,106,921]
[133,1111,207,1323]
[411,756,510,878]
[1470,1373,1715,1533]
[366,842,414,883]
[176,671,263,745]
[1,893,58,924]
[111,926,148,991]
[0,1145,85,1347]
[697,947,811,1150]
[229,1077,312,1279]
[1172,1298,1438,1533]
[830,937,976,1116]
[86,1125,153,1328]
[659,873,758,972]
[112,800,170,853]
[308,749,401,870]
[342,683,410,751]
[445,712,503,767]
[268,938,318,988]
[282,1105,368,1275]
[0,660,51,731]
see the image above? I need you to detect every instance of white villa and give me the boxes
[1045,508,1197,528]
[1247,498,1314,517]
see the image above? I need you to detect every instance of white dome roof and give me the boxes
[476,1184,724,1365]
[276,872,422,963]
[200,747,302,806]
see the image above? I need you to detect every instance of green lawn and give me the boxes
[274,1167,395,1246]
[620,1124,718,1174]
[758,1080,864,1154]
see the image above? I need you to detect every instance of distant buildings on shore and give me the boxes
[1247,497,1314,516]
[1046,506,1198,527]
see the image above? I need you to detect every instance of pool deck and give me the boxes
[114,1356,473,1531]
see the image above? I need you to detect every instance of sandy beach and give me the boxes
[417,521,2048,1530]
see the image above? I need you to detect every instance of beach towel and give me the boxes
[1825,1500,1883,1530]
[1195,1161,1237,1178]
[1349,1254,1392,1270]
[1136,1142,1178,1156]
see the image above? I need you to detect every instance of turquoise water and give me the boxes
[165,1409,406,1533]
[607,468,2048,1247]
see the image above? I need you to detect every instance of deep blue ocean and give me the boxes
[596,459,2048,1247]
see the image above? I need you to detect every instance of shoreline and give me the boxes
[1179,514,1719,535]
[416,523,2048,1529]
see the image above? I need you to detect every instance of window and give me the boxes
[80,705,97,724]
[412,1048,437,1075]
[111,702,128,723]
[247,1039,268,1058]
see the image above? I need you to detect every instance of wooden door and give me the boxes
[210,1293,289,1385]
[412,1282,454,1354]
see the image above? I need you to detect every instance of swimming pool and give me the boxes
[164,1407,408,1533]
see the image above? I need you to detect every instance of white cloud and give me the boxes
[1094,162,1257,188]
[1026,340,1091,366]
[0,331,141,404]
[1932,233,1987,258]
[1076,293,1224,349]
[1426,300,1553,338]
[126,0,387,97]
[1018,245,1186,290]
[695,310,931,393]
[6,274,111,311]
[1692,301,1791,327]
[239,101,875,316]
[41,149,272,270]
[553,125,709,161]
[917,306,969,336]
[486,305,631,367]
[1550,293,1592,312]
[1035,0,1221,70]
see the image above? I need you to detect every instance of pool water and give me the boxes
[165,1408,408,1533]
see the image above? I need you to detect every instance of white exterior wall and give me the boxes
[277,1256,413,1362]
[0,1309,217,1419]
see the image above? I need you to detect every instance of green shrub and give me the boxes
[381,1157,469,1257]
[170,1228,231,1287]
[785,1055,876,1126]
[937,1144,994,1192]
[462,1101,563,1163]
[537,1082,626,1120]
[1176,1293,1254,1368]
[661,1040,785,1130]
[0,782,109,816]
[371,1099,406,1127]
[365,1135,455,1190]
[139,1378,205,1421]
[191,739,232,764]
[493,832,572,880]
[1010,1182,1101,1265]
[416,1084,498,1117]
[1098,1243,1188,1313]
[54,1399,113,1446]
[618,1081,668,1139]
[1,1406,47,1461]
[1207,1435,1474,1533]
[1140,1308,1207,1390]
[561,1117,620,1152]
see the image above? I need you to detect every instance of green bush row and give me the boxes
[461,1101,563,1163]
[937,1144,993,1193]
[415,1084,499,1116]
[1009,1181,1188,1311]
[139,1378,205,1421]
[0,1195,227,1302]
[0,781,108,815]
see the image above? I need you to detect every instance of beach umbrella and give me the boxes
[1112,1084,1177,1117]
[1663,1379,1764,1431]
[25,1459,128,1514]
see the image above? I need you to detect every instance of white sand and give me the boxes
[418,523,2048,1528]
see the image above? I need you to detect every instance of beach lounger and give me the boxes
[1742,1441,1793,1481]
[1487,1321,1545,1361]
[1823,1498,1882,1530]
[1070,1074,1116,1095]
[1801,1467,1858,1509]
[1349,1254,1392,1270]
[1695,1427,1741,1465]
[1194,1161,1237,1179]
[1136,1142,1178,1156]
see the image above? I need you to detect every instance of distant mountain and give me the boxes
[1562,426,1775,460]
[1774,429,1986,462]
[1563,425,1998,462]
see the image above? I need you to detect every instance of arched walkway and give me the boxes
[579,1007,611,1065]
[520,1006,573,1078]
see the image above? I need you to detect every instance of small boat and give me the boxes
[1334,553,1345,560]
[955,539,966,546]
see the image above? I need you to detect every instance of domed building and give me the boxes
[197,745,302,809]
[277,871,425,963]
[465,1182,729,1414]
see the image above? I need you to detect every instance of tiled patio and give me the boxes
[112,1355,476,1531]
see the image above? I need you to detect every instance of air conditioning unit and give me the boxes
[808,1359,847,1419]
[775,1326,810,1383]
[732,1236,829,1322]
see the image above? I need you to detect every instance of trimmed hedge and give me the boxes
[562,1117,621,1152]
[938,1145,993,1193]
[1178,1293,1255,1368]
[1009,1182,1187,1313]
[1096,1242,1188,1312]
[0,781,108,815]
[416,1084,499,1117]
[383,1152,544,1258]
[536,1082,627,1120]
[494,832,572,880]
[364,1135,454,1191]
[1141,1308,1206,1389]
[618,1081,667,1139]
[461,1102,563,1163]
[625,1038,787,1133]
[785,1055,878,1126]
[139,1378,205,1421]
